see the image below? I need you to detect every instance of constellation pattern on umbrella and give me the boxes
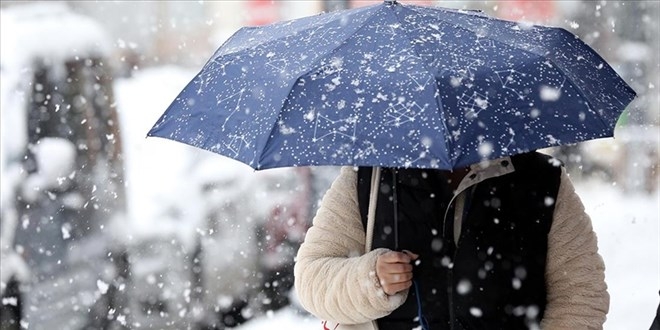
[459,91,490,118]
[418,50,443,71]
[539,76,568,101]
[442,54,485,81]
[518,41,543,53]
[310,57,344,81]
[300,25,333,45]
[402,150,430,168]
[352,140,378,161]
[408,72,433,91]
[382,49,427,76]
[313,114,358,142]
[501,127,516,153]
[385,101,425,127]
[188,132,208,148]
[193,73,214,95]
[411,23,446,66]
[224,133,252,157]
[409,30,440,48]
[396,128,431,168]
[396,18,428,37]
[476,37,495,49]
[375,22,402,39]
[194,58,234,94]
[493,68,530,100]
[508,25,546,53]
[265,56,301,79]
[215,88,246,129]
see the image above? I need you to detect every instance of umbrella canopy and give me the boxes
[148,0,636,170]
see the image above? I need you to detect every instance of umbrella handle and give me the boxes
[365,167,381,253]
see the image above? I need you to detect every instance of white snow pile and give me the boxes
[20,138,77,203]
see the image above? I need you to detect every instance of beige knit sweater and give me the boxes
[294,164,609,329]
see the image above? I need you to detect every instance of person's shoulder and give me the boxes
[340,166,359,175]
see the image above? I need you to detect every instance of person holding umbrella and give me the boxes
[147,1,637,328]
[294,152,608,329]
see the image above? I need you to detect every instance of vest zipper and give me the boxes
[443,192,459,330]
[448,266,455,330]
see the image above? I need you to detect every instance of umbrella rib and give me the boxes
[544,29,634,131]
[405,3,623,121]
[539,55,609,132]
[405,5,553,60]
[404,5,613,134]
[255,5,391,168]
[282,4,397,83]
[387,5,455,166]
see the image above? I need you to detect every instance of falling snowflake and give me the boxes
[470,307,483,317]
[457,279,472,295]
[97,280,109,294]
[539,85,562,101]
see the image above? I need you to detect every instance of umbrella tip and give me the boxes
[384,0,398,5]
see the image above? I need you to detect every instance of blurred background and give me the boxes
[0,1,657,330]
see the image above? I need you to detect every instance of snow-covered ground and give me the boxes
[117,67,659,330]
[580,181,660,329]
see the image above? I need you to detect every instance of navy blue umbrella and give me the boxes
[148,0,636,170]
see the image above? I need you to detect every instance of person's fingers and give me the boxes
[376,250,419,295]
[382,280,413,295]
[384,271,413,284]
[384,262,413,274]
[401,250,419,260]
[376,259,412,277]
[379,251,411,264]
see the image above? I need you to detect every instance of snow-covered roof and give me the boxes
[0,2,112,71]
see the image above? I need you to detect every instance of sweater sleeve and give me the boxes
[541,168,609,329]
[294,167,407,324]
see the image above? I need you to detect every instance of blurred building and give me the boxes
[65,1,323,72]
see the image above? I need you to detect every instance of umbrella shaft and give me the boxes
[392,169,399,251]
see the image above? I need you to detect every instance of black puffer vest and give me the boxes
[357,152,561,330]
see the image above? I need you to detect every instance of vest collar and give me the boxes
[449,157,515,247]
[454,157,515,196]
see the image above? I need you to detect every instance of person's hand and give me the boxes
[376,250,419,295]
